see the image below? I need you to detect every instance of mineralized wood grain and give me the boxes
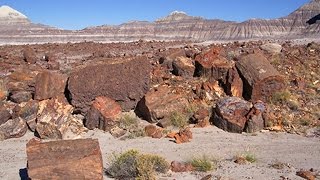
[26,138,103,180]
[236,53,285,102]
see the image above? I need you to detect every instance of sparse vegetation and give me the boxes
[106,149,170,179]
[269,90,291,105]
[234,152,257,164]
[119,112,139,130]
[299,118,311,126]
[170,111,189,128]
[189,155,216,172]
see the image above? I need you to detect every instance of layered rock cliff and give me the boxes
[0,0,319,44]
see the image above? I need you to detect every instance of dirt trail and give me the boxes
[0,126,319,180]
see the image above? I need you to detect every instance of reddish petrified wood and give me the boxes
[26,138,103,180]
[236,53,285,102]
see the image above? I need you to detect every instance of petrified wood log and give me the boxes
[236,53,285,102]
[26,138,103,180]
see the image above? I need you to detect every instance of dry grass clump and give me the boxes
[170,111,189,128]
[188,155,217,172]
[106,149,170,179]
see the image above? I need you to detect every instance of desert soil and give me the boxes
[0,126,319,180]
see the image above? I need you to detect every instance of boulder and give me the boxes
[236,53,285,102]
[135,85,189,124]
[144,124,163,138]
[213,97,252,133]
[85,96,121,131]
[27,138,103,180]
[167,128,193,144]
[245,101,266,133]
[34,71,68,101]
[192,108,210,128]
[13,100,39,131]
[5,69,38,94]
[0,79,7,101]
[0,106,11,125]
[68,56,151,113]
[0,117,27,140]
[23,47,37,64]
[260,43,282,54]
[10,91,32,103]
[36,97,87,139]
[194,46,234,81]
[224,67,243,97]
[172,56,195,78]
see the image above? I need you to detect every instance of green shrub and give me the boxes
[189,155,216,172]
[244,153,257,163]
[119,113,139,130]
[269,90,291,105]
[106,149,169,179]
[170,111,188,128]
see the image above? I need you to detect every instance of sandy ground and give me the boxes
[0,126,319,180]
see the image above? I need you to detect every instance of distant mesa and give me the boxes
[156,10,203,22]
[0,5,30,24]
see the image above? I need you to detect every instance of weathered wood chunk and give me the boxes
[26,138,103,180]
[236,53,285,102]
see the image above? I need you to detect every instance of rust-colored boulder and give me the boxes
[172,56,195,78]
[135,85,189,124]
[26,138,103,180]
[224,67,243,97]
[193,108,210,128]
[23,47,37,64]
[5,69,38,94]
[236,53,285,102]
[171,161,194,172]
[85,96,121,131]
[36,97,87,139]
[68,56,151,113]
[34,71,68,101]
[213,97,252,133]
[245,101,267,133]
[167,128,192,144]
[13,100,39,131]
[0,117,27,140]
[0,79,7,101]
[10,91,32,103]
[296,170,315,180]
[144,124,163,138]
[195,46,234,81]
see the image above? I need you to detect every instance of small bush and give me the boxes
[170,111,188,128]
[269,90,291,105]
[244,153,257,163]
[189,155,216,172]
[119,113,139,130]
[299,118,311,126]
[106,149,169,179]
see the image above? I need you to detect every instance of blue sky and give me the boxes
[1,0,310,30]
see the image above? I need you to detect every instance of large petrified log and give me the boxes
[68,56,151,113]
[26,138,103,180]
[236,53,285,102]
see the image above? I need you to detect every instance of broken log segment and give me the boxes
[236,53,285,102]
[26,138,103,180]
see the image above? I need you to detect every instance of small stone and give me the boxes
[171,161,194,172]
[296,170,315,180]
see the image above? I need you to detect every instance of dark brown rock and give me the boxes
[13,100,39,131]
[0,106,11,125]
[213,97,252,133]
[68,56,151,113]
[236,53,285,102]
[193,108,210,128]
[85,96,121,131]
[23,47,37,64]
[245,101,266,133]
[34,71,68,100]
[5,69,38,94]
[171,161,194,172]
[10,91,32,103]
[195,47,234,81]
[36,97,86,139]
[172,56,195,78]
[26,138,103,180]
[0,117,27,140]
[135,85,189,123]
